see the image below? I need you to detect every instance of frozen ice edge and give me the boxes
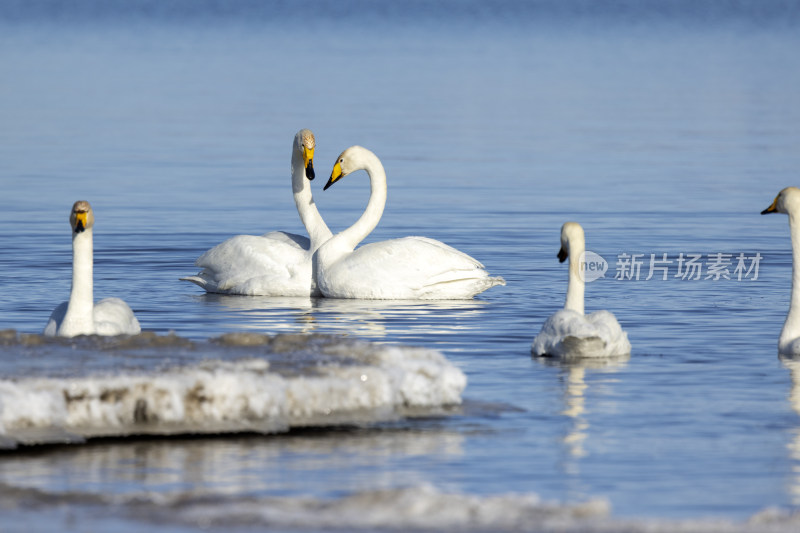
[0,331,467,447]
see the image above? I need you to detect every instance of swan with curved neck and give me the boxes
[44,201,141,337]
[762,186,800,355]
[181,129,333,296]
[315,145,505,299]
[531,222,630,358]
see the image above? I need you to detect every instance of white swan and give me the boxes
[531,222,630,358]
[762,186,800,355]
[44,201,141,337]
[314,145,505,299]
[181,129,333,296]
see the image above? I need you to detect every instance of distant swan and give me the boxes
[44,201,141,337]
[762,186,800,355]
[531,222,630,358]
[181,129,332,296]
[315,145,505,299]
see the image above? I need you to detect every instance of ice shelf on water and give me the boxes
[0,330,466,448]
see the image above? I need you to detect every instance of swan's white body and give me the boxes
[181,129,332,296]
[315,146,504,300]
[532,222,630,358]
[44,201,140,337]
[762,187,800,355]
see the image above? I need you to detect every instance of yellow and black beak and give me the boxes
[324,160,344,191]
[303,145,315,180]
[558,246,568,263]
[761,195,779,215]
[74,211,88,233]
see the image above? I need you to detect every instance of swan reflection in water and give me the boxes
[534,354,629,490]
[189,294,490,339]
[0,428,465,497]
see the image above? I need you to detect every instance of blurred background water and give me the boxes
[1,1,800,530]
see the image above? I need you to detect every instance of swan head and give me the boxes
[70,200,94,234]
[762,187,800,216]
[324,145,376,191]
[558,222,584,263]
[295,129,316,180]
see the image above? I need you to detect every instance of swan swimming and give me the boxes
[44,201,141,337]
[314,145,505,299]
[762,186,800,355]
[531,222,630,358]
[181,129,332,296]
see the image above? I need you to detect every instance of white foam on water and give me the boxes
[168,485,609,531]
[0,332,466,446]
[5,483,795,533]
[135,486,800,533]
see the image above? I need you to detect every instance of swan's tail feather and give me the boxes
[419,274,505,299]
[488,276,506,288]
[180,275,214,291]
[473,275,506,295]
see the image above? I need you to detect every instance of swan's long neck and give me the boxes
[62,228,95,335]
[291,148,332,251]
[336,151,387,253]
[565,238,585,315]
[782,213,800,350]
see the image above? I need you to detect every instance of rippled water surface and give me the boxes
[2,1,800,531]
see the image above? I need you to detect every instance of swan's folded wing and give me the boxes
[260,230,312,249]
[585,310,631,356]
[183,233,311,294]
[93,297,141,336]
[335,236,503,299]
[532,309,586,357]
[399,236,488,269]
[196,233,309,270]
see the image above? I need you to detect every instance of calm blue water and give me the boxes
[2,1,800,530]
